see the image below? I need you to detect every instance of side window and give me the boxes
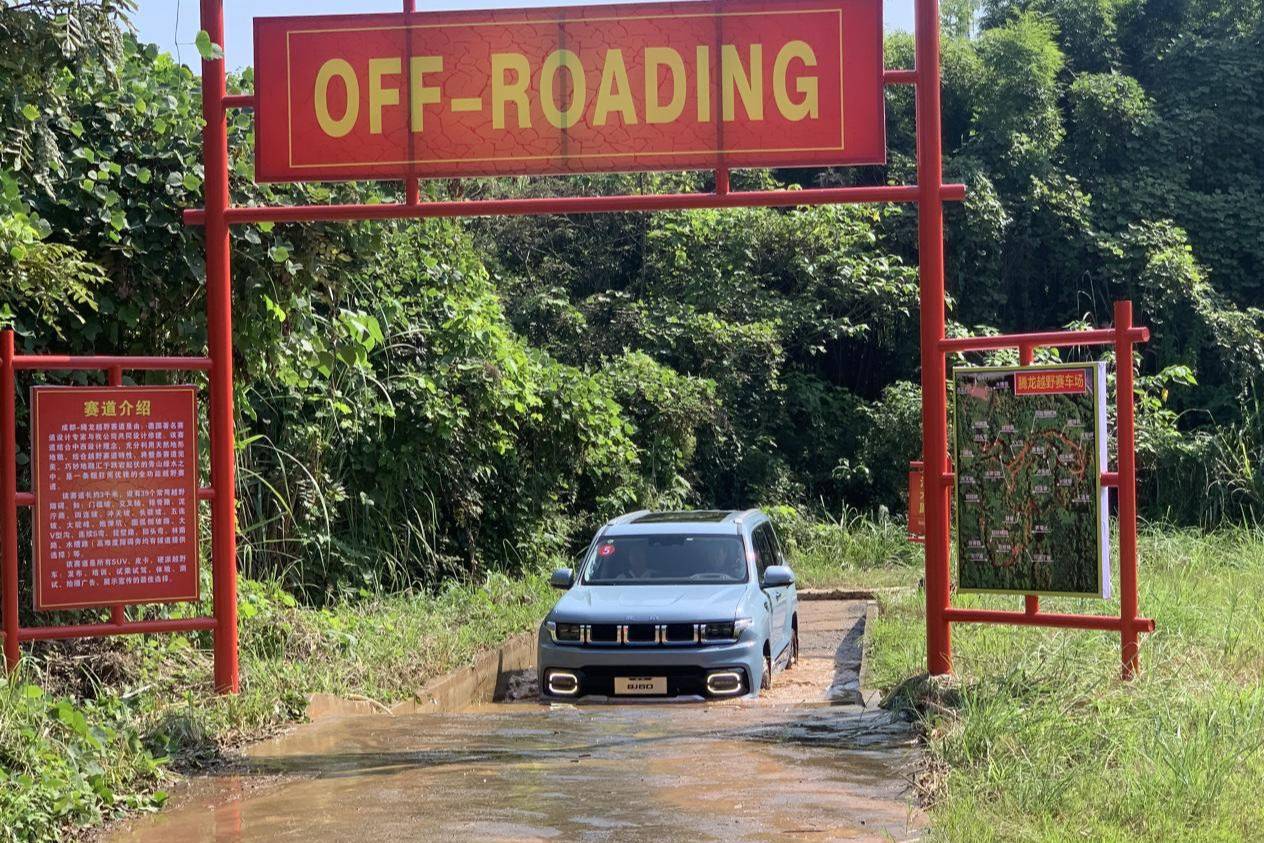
[752,524,774,580]
[767,525,787,566]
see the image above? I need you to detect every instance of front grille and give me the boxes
[589,624,620,644]
[552,623,734,647]
[625,623,657,644]
[664,623,696,643]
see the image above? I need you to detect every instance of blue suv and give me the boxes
[537,510,799,700]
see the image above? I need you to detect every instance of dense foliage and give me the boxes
[0,0,1261,598]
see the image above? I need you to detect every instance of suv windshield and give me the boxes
[584,534,748,584]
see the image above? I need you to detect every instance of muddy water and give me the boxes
[110,602,924,842]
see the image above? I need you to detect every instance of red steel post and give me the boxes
[201,0,239,693]
[1115,300,1141,678]
[183,183,968,226]
[914,0,952,675]
[1016,346,1036,616]
[1,330,17,671]
[108,365,126,628]
[403,0,420,206]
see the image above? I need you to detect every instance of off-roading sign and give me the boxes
[953,364,1111,598]
[252,0,884,181]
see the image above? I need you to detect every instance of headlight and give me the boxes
[702,622,735,640]
[701,618,753,641]
[546,621,583,643]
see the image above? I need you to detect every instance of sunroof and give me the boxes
[632,510,732,524]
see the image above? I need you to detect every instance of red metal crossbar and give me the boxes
[925,301,1152,679]
[0,336,223,665]
[183,183,968,227]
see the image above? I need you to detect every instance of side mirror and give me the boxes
[549,568,575,590]
[762,565,795,588]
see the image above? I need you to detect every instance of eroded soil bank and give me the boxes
[107,601,924,842]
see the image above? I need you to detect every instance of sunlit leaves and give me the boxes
[194,30,223,62]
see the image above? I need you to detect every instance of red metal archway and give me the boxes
[0,0,1150,692]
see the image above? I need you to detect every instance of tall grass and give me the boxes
[768,503,923,589]
[868,526,1264,841]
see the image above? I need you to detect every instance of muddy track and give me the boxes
[107,601,924,842]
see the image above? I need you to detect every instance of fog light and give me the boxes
[706,671,743,695]
[547,670,579,696]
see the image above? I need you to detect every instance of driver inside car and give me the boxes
[615,543,655,580]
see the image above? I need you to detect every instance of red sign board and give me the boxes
[1014,368,1089,396]
[253,0,885,182]
[32,387,200,610]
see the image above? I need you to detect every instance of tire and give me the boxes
[761,651,773,691]
[789,627,800,668]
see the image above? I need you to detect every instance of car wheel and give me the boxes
[761,651,773,691]
[789,627,800,668]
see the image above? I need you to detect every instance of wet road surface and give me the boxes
[109,601,924,842]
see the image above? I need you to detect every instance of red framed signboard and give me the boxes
[32,386,199,610]
[253,0,885,181]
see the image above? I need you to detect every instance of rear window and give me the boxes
[583,534,748,584]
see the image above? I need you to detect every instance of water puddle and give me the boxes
[109,601,924,842]
[111,704,921,842]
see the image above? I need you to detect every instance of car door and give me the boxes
[767,523,796,649]
[753,523,788,659]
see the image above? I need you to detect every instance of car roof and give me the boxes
[601,509,764,536]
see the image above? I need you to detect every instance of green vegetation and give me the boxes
[0,0,1260,608]
[869,527,1264,841]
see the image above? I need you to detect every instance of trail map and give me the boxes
[953,364,1110,597]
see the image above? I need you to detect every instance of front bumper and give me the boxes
[537,633,762,700]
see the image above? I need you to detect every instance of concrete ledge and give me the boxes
[798,586,911,601]
[304,630,538,721]
[403,631,537,714]
[859,602,880,708]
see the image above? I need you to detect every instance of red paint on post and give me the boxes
[252,0,885,181]
[1114,300,1142,679]
[1,332,18,671]
[915,0,953,677]
[201,0,240,694]
[31,387,199,611]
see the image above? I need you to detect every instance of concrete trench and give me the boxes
[106,600,925,842]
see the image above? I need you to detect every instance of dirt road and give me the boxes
[108,600,924,842]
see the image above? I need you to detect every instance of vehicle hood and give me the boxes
[551,583,749,624]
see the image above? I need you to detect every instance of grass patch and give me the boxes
[769,503,922,590]
[868,526,1264,841]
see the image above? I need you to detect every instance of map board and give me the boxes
[32,386,199,610]
[953,364,1110,598]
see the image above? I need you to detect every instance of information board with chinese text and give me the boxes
[953,364,1110,598]
[32,386,199,610]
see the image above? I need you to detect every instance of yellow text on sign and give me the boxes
[312,42,821,137]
